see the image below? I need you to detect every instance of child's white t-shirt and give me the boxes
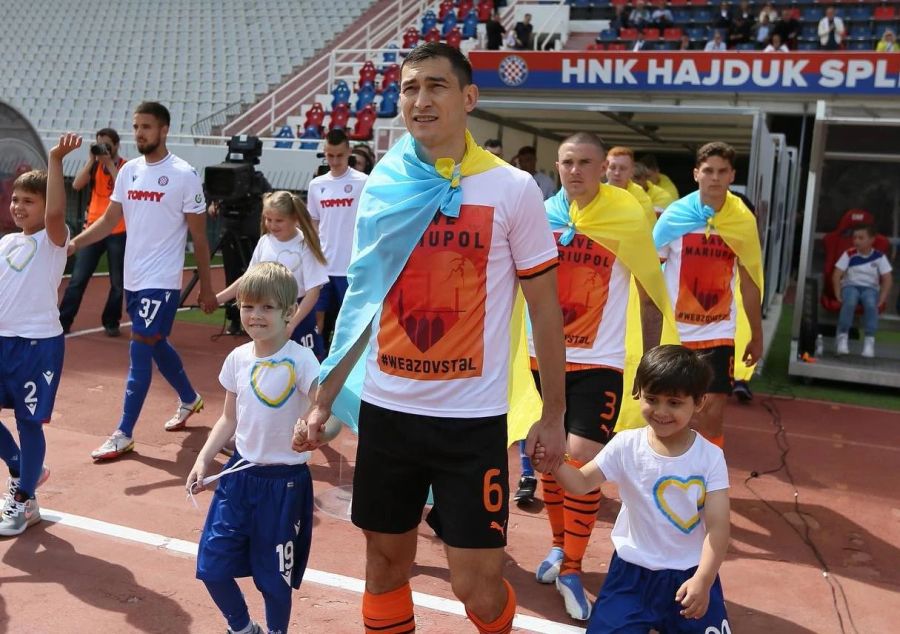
[835,248,892,291]
[595,427,729,571]
[249,232,329,298]
[219,340,319,465]
[0,228,68,338]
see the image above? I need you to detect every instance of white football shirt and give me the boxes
[111,153,206,291]
[249,232,329,298]
[219,339,320,465]
[307,167,367,276]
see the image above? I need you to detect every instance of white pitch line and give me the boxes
[41,508,583,634]
[64,307,195,339]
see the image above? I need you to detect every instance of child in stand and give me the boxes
[217,191,329,359]
[832,223,893,358]
[188,262,321,634]
[0,133,81,536]
[534,345,731,633]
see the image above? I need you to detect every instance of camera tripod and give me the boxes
[180,222,254,316]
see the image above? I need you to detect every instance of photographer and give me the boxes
[59,128,126,336]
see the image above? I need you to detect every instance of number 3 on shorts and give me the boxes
[483,468,503,513]
[138,298,162,324]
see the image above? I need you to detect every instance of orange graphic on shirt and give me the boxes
[555,234,617,348]
[675,233,736,325]
[377,204,494,380]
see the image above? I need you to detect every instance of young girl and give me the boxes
[0,133,81,536]
[188,262,321,634]
[217,191,328,358]
[534,345,731,634]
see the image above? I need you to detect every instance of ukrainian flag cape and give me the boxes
[319,131,506,431]
[653,190,764,381]
[507,185,679,443]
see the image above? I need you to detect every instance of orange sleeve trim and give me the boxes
[683,339,734,350]
[517,257,559,280]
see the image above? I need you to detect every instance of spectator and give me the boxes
[705,30,728,51]
[351,143,376,174]
[754,13,772,48]
[678,34,692,51]
[876,29,898,52]
[609,4,629,33]
[514,13,533,49]
[651,3,673,30]
[59,128,126,336]
[818,6,846,51]
[485,10,505,50]
[773,8,800,50]
[515,145,556,199]
[484,138,503,157]
[764,33,789,52]
[730,0,755,47]
[714,2,733,35]
[632,31,650,51]
[629,0,652,29]
[758,2,778,26]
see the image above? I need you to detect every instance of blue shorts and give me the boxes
[126,289,180,339]
[588,552,730,634]
[314,276,348,313]
[0,335,65,424]
[290,302,324,359]
[197,454,314,590]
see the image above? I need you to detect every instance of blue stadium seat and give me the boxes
[378,89,399,118]
[804,7,824,22]
[797,41,818,51]
[355,85,376,114]
[273,124,294,149]
[422,10,437,33]
[850,24,873,40]
[331,80,351,110]
[441,13,458,37]
[599,29,618,42]
[686,26,708,41]
[462,13,478,39]
[736,42,757,51]
[672,9,692,24]
[848,40,873,51]
[848,6,873,22]
[299,125,321,150]
[800,24,818,41]
[693,9,712,24]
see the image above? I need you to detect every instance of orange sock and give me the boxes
[560,459,602,576]
[704,434,725,449]
[540,473,564,548]
[363,583,415,634]
[466,579,516,634]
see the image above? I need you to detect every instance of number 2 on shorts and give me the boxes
[483,468,503,513]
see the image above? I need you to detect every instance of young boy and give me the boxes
[0,133,81,536]
[186,262,320,634]
[534,345,731,633]
[832,224,893,358]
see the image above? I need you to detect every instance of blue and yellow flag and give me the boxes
[653,190,763,381]
[321,131,506,431]
[507,184,679,443]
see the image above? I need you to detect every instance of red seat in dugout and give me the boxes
[820,208,891,314]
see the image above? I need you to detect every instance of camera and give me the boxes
[204,136,270,220]
[90,142,111,156]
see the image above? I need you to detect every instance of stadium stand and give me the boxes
[0,0,377,134]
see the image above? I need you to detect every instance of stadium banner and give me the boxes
[470,51,900,94]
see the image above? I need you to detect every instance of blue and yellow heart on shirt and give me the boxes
[250,358,297,408]
[653,474,707,534]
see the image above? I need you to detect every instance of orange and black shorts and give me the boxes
[695,345,735,394]
[352,400,509,549]
[531,368,623,445]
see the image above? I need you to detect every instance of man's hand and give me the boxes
[292,402,331,453]
[742,335,763,367]
[525,412,566,474]
[675,575,712,620]
[198,287,218,314]
[49,133,82,161]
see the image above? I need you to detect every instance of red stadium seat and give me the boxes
[607,42,627,50]
[446,26,463,49]
[689,0,706,6]
[619,27,639,41]
[358,61,377,87]
[820,209,891,314]
[457,0,474,21]
[874,6,895,21]
[663,27,683,41]
[424,27,441,44]
[381,64,400,91]
[349,104,377,141]
[669,0,687,5]
[477,1,493,22]
[403,28,420,48]
[643,28,661,40]
[587,42,604,50]
[303,103,325,131]
[328,102,350,132]
[438,0,453,20]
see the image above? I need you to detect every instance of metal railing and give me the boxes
[191,101,243,139]
[222,0,427,137]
